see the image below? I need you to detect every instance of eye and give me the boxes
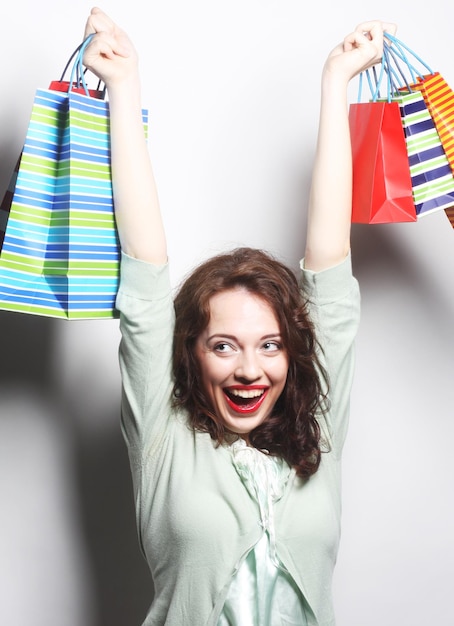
[262,341,282,353]
[213,342,234,354]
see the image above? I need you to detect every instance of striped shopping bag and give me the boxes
[414,73,454,173]
[384,33,454,227]
[414,73,454,228]
[0,42,148,319]
[394,89,454,217]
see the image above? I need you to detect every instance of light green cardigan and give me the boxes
[116,252,360,626]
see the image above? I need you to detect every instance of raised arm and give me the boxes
[83,7,167,265]
[304,21,396,272]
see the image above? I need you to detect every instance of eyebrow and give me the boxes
[206,333,282,342]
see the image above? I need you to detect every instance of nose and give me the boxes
[234,349,262,382]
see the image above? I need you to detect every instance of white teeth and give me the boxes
[230,389,265,399]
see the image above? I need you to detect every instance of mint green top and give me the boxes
[116,252,360,626]
[218,440,308,625]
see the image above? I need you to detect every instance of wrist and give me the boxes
[321,63,350,92]
[106,72,142,105]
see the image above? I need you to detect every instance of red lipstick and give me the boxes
[223,386,268,415]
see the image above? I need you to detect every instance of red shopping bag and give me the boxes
[349,100,416,224]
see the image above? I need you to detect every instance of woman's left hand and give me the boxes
[325,20,397,82]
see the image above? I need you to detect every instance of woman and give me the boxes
[84,8,395,625]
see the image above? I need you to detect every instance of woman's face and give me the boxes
[195,287,289,439]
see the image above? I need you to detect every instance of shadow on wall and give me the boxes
[351,221,454,337]
[70,405,152,626]
[0,149,151,625]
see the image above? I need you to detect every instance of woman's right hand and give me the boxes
[82,7,138,89]
[82,8,167,265]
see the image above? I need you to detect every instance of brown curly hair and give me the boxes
[172,247,329,478]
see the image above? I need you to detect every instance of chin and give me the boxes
[224,415,267,437]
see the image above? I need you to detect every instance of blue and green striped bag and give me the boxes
[0,40,148,319]
[394,89,454,218]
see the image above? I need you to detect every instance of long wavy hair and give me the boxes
[172,247,329,478]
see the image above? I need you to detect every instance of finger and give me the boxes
[355,20,397,40]
[83,9,131,59]
[84,32,131,65]
[85,36,115,62]
[343,29,377,53]
[383,22,397,37]
[84,7,116,39]
[339,29,384,76]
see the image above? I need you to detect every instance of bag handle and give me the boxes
[60,34,105,97]
[355,33,433,103]
[358,65,384,102]
[383,33,433,80]
[357,49,396,103]
[68,34,95,95]
[383,42,414,93]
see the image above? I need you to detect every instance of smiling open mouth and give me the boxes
[223,387,268,414]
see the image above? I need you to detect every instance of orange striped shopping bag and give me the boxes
[446,207,454,227]
[414,73,454,175]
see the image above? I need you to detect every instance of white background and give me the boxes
[0,1,453,625]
